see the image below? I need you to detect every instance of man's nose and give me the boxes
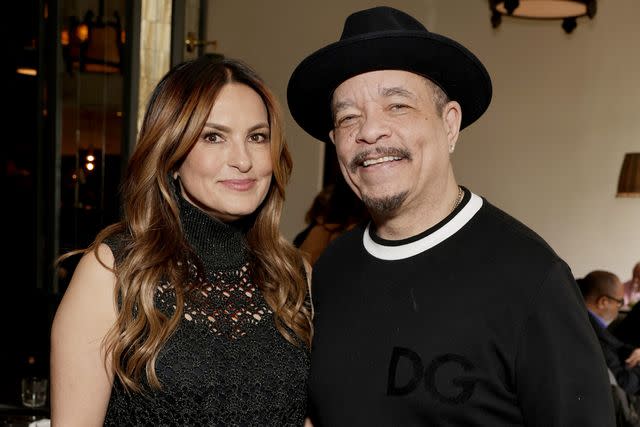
[355,112,390,144]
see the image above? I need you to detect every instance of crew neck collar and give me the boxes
[363,187,482,260]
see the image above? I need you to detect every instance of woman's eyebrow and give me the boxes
[203,122,269,132]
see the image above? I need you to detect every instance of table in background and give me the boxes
[0,403,49,427]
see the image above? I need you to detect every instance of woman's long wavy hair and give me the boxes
[87,57,311,391]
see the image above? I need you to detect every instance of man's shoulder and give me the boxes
[473,197,560,262]
[313,222,366,268]
[461,196,574,292]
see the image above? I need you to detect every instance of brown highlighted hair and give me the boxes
[85,57,310,391]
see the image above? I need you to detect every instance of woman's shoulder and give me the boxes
[52,244,118,334]
[100,226,131,264]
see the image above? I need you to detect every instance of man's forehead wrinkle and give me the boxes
[379,85,417,100]
[332,99,354,114]
[333,81,417,112]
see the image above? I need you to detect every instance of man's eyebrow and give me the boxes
[380,86,416,99]
[332,100,355,115]
[331,86,416,117]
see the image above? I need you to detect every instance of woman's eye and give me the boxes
[249,133,269,143]
[203,132,222,143]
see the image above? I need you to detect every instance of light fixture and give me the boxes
[617,153,640,198]
[62,0,124,74]
[489,0,597,34]
[16,68,37,77]
[16,39,38,77]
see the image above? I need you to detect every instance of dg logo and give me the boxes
[386,347,478,404]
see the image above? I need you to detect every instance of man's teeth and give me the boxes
[362,156,402,167]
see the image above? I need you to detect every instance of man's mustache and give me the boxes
[349,147,412,173]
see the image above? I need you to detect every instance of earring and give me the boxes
[449,144,455,153]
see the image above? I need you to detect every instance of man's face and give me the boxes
[329,70,459,217]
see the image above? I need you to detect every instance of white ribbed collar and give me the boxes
[363,192,483,260]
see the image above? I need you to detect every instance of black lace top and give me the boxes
[103,192,310,426]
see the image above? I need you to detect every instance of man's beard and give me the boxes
[347,146,412,216]
[361,191,408,216]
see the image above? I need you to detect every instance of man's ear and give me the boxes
[443,100,462,148]
[595,295,607,309]
[329,129,336,145]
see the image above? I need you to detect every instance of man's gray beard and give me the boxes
[362,191,408,216]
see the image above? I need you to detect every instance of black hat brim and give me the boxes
[287,30,492,143]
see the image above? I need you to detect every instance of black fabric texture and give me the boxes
[102,193,309,426]
[611,304,640,348]
[308,194,615,426]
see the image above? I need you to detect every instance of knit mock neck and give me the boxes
[176,185,251,271]
[104,181,309,427]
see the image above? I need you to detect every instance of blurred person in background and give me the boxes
[623,262,640,308]
[294,174,369,265]
[611,263,640,348]
[578,270,640,395]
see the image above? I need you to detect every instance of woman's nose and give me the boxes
[228,142,252,172]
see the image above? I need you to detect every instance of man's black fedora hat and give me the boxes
[287,6,493,143]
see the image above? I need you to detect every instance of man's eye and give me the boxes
[337,115,357,126]
[389,104,409,111]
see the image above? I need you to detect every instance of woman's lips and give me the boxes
[220,179,256,191]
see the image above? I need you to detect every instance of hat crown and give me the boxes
[340,6,428,40]
[287,6,492,143]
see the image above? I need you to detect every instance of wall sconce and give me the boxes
[617,153,640,198]
[489,0,597,34]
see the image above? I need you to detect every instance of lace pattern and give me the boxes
[102,186,309,426]
[157,261,273,340]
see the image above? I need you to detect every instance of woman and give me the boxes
[51,57,312,425]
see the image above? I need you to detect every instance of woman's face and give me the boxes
[176,83,273,222]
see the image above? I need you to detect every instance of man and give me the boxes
[578,270,640,394]
[287,6,614,426]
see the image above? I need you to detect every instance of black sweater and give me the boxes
[308,189,614,426]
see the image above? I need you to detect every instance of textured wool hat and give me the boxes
[287,6,492,143]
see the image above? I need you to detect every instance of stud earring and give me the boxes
[449,144,455,153]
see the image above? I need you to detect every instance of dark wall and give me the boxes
[1,0,52,404]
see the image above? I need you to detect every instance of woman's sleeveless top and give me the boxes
[103,194,310,426]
